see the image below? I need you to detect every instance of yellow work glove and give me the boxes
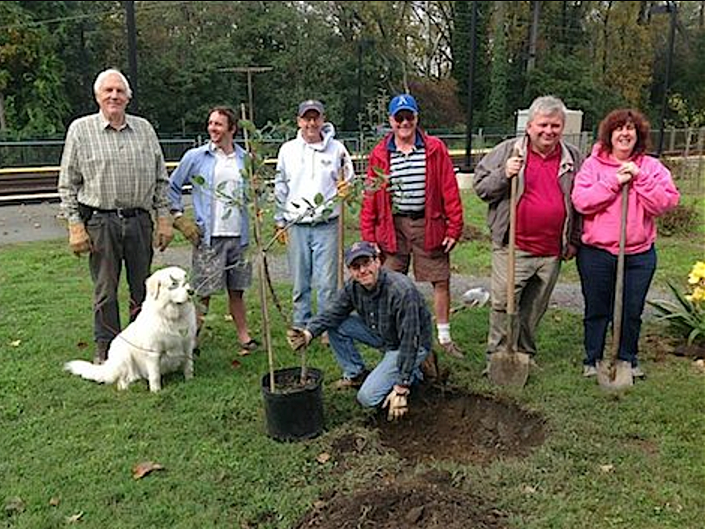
[155,216,174,251]
[173,215,201,246]
[382,386,409,421]
[68,222,91,256]
[286,327,312,351]
[275,226,289,245]
[336,179,351,200]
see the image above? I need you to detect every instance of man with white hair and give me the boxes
[473,95,583,370]
[58,68,173,364]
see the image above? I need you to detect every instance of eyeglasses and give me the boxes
[393,111,416,124]
[349,256,374,271]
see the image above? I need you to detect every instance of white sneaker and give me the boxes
[583,365,598,378]
[632,366,646,378]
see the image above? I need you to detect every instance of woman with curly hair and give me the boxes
[572,109,680,379]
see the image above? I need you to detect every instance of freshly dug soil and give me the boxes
[294,470,507,529]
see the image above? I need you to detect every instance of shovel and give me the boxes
[488,171,530,387]
[597,185,634,390]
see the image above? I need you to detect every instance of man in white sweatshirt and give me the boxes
[274,100,355,330]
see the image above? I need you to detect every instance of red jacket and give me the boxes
[360,132,463,253]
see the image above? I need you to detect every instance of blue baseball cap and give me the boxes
[345,241,378,267]
[388,94,419,116]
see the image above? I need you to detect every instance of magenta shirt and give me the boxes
[516,147,565,257]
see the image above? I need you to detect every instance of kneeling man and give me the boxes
[286,241,432,420]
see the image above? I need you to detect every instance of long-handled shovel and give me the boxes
[597,185,634,390]
[337,158,346,290]
[488,172,530,387]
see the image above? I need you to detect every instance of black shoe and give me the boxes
[93,341,110,365]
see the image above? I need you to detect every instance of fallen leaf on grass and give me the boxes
[49,497,60,507]
[66,511,84,523]
[4,496,25,515]
[10,340,21,347]
[316,452,331,464]
[694,359,705,374]
[599,464,614,473]
[312,500,326,511]
[77,341,89,349]
[521,484,537,494]
[223,314,233,321]
[238,349,252,357]
[231,359,242,369]
[132,461,164,480]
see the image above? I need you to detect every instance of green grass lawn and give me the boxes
[1,235,703,528]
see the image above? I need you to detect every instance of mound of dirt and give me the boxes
[372,387,546,464]
[294,471,507,529]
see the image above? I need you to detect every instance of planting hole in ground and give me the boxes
[372,387,546,464]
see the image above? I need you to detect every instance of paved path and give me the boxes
[1,201,669,317]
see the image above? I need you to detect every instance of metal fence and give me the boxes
[1,128,703,195]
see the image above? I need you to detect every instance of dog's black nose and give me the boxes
[187,288,194,296]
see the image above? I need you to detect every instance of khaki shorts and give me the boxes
[382,216,449,282]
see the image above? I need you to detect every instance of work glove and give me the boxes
[274,226,289,245]
[382,385,409,421]
[286,327,312,351]
[68,222,91,256]
[336,179,351,200]
[173,215,201,246]
[155,216,174,251]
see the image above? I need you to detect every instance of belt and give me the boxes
[394,210,425,220]
[79,203,147,219]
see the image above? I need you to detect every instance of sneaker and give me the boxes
[631,366,646,378]
[333,370,369,390]
[583,365,598,378]
[439,341,464,359]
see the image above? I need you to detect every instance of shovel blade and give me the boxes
[488,350,530,387]
[596,359,633,391]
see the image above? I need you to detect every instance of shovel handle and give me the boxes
[337,156,347,289]
[611,185,629,362]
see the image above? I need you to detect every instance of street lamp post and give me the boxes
[464,1,478,172]
[652,1,677,157]
[219,66,273,123]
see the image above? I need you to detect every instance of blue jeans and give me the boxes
[577,245,656,367]
[328,315,429,407]
[288,221,338,328]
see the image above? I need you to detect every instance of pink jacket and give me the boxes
[572,143,680,255]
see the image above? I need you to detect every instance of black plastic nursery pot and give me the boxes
[261,367,325,442]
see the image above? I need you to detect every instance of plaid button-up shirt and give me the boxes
[58,113,169,223]
[308,268,432,385]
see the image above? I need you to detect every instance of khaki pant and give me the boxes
[487,248,561,356]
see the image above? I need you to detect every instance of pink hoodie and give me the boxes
[572,143,680,255]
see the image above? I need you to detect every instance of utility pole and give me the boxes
[656,1,677,157]
[125,0,138,113]
[219,66,273,124]
[527,1,541,73]
[464,1,478,172]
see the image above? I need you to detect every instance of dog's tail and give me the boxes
[64,360,121,385]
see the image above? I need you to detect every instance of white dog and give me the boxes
[64,266,197,392]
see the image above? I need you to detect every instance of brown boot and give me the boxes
[420,351,439,383]
[93,341,110,365]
